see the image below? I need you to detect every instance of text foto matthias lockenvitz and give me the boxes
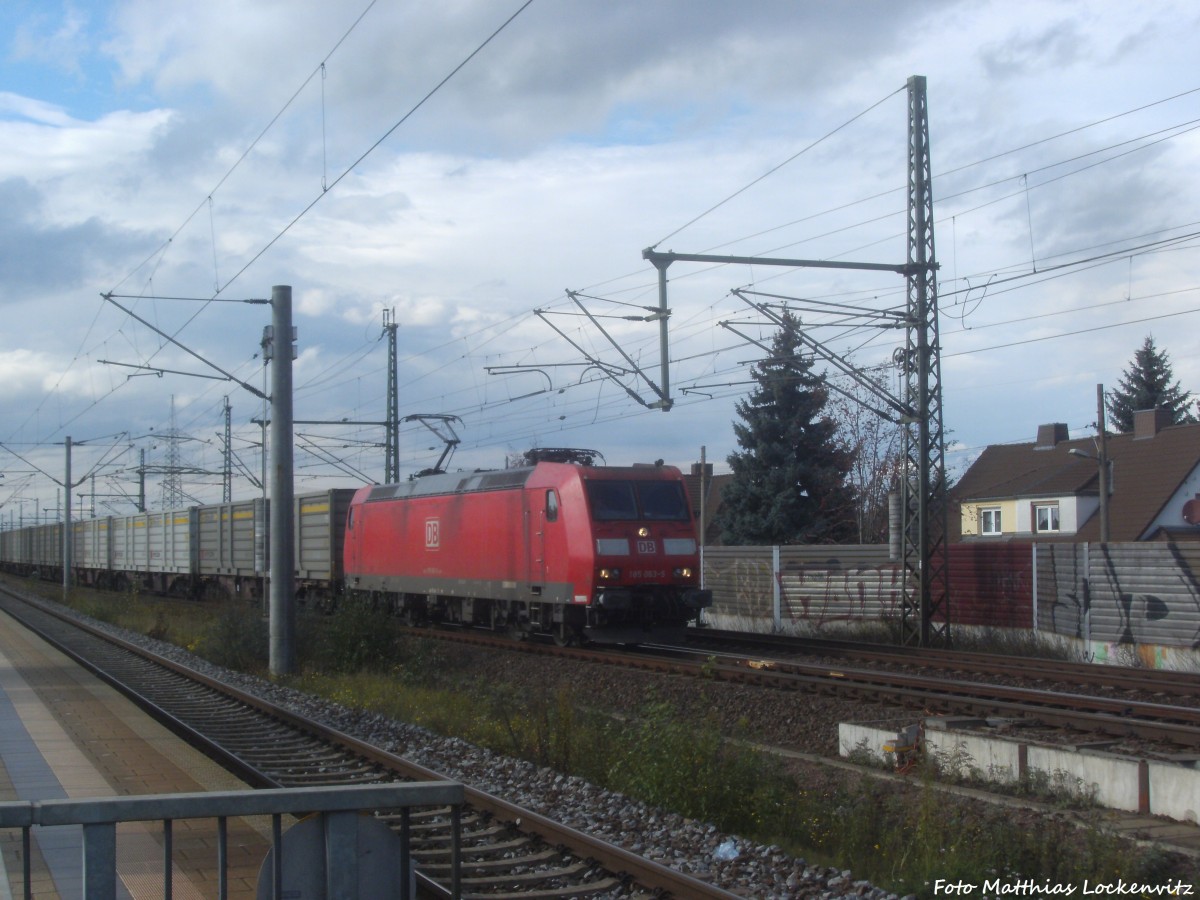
[933,878,1194,896]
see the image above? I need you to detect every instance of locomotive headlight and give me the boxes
[600,567,621,580]
[674,567,693,579]
[637,526,650,538]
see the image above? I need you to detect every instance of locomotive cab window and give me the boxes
[546,490,559,522]
[587,481,638,520]
[587,480,689,521]
[636,481,689,521]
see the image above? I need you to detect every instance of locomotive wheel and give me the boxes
[553,623,582,647]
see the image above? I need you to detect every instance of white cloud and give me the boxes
[0,0,1197,507]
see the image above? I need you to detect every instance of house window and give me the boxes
[1034,504,1060,533]
[980,507,1002,536]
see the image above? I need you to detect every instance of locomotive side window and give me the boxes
[347,508,355,530]
[636,481,689,521]
[546,490,559,522]
[587,481,638,520]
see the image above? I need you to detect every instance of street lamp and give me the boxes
[1069,447,1111,542]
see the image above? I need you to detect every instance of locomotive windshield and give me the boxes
[587,480,689,521]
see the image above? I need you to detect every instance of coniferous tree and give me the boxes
[717,311,857,545]
[1105,336,1196,432]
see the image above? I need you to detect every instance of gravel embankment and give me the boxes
[90,614,913,899]
[31,595,1200,899]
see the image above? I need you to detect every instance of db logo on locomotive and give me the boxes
[425,518,440,550]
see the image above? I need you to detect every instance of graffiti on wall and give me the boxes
[781,562,903,626]
[1033,542,1200,660]
[1039,546,1086,640]
[710,542,1200,659]
[704,548,904,629]
[1091,544,1200,653]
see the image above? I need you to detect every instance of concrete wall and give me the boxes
[840,717,1200,824]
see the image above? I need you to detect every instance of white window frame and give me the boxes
[1034,503,1060,533]
[979,507,1002,536]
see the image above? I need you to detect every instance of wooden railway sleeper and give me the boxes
[409,835,542,859]
[415,848,560,873]
[457,861,595,885]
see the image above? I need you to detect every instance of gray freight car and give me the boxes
[0,489,356,605]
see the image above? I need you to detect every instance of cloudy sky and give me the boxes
[2,0,1199,518]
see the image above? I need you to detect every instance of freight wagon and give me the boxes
[0,489,354,605]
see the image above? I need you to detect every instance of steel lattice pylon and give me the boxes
[899,75,950,646]
[384,309,400,484]
[617,77,950,646]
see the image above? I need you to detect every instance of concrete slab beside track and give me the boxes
[0,611,274,898]
[839,716,1200,859]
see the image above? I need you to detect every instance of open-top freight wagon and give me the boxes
[0,490,353,607]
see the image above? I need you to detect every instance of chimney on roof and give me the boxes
[1133,407,1171,440]
[691,462,714,477]
[1034,423,1069,449]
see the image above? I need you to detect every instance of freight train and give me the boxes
[0,457,711,645]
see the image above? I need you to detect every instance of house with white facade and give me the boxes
[954,410,1200,543]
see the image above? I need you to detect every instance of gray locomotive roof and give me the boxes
[364,467,535,502]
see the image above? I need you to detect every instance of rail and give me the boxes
[0,782,464,900]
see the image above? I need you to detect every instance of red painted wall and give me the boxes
[946,543,1034,628]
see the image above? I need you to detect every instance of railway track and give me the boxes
[403,623,1200,750]
[683,627,1200,703]
[651,639,1200,748]
[0,588,742,900]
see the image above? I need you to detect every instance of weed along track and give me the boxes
[0,587,741,899]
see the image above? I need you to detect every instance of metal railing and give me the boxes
[0,782,464,900]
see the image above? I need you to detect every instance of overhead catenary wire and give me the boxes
[95,0,537,410]
[16,2,539,498]
[103,76,1200,453]
[15,48,1200,503]
[108,0,383,297]
[648,85,906,251]
[211,0,535,298]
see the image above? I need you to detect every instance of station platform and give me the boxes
[0,610,274,898]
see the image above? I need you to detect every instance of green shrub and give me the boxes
[193,601,268,671]
[298,597,402,674]
[483,682,594,772]
[602,699,792,839]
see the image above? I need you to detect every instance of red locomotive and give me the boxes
[343,454,711,644]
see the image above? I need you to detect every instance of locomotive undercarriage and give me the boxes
[348,583,709,647]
